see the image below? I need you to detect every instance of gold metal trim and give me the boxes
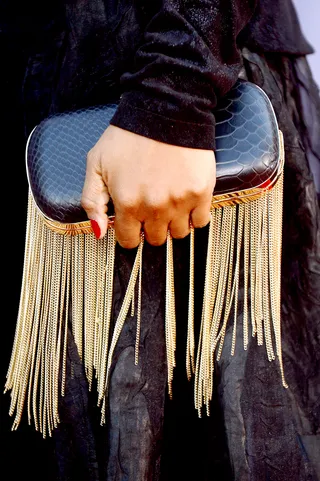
[43,218,93,235]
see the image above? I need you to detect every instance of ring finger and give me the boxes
[143,218,169,246]
[169,214,191,239]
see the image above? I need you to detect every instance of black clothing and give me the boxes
[1,1,320,481]
[0,0,314,149]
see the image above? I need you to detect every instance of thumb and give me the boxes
[81,160,110,240]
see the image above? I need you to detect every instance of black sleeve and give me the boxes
[110,0,257,150]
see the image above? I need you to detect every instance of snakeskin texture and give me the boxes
[27,80,280,223]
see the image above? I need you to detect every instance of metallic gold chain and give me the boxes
[6,139,287,434]
[216,205,237,361]
[97,227,116,406]
[135,232,144,365]
[231,204,244,356]
[165,230,176,399]
[103,232,144,421]
[186,225,195,380]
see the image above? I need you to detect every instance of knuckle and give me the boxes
[147,208,165,223]
[81,196,96,213]
[121,203,136,216]
[191,184,207,199]
[86,148,97,163]
[115,194,138,214]
[171,192,185,206]
[144,196,167,215]
[170,186,207,206]
[192,175,213,197]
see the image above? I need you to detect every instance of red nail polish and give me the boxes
[90,219,101,239]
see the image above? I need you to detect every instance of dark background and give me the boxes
[0,18,56,480]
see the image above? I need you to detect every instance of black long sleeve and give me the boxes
[110,0,257,150]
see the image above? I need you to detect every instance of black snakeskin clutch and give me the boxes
[26,80,283,226]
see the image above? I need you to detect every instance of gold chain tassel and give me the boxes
[96,227,116,406]
[194,173,287,415]
[186,225,195,380]
[165,231,176,399]
[6,134,286,433]
[101,232,144,423]
[5,194,139,435]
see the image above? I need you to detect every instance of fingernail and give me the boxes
[90,219,101,239]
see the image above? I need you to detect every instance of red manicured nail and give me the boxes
[90,219,101,239]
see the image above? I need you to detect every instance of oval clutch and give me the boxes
[26,80,283,228]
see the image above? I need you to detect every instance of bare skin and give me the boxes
[81,125,216,248]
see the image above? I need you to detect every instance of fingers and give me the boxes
[168,207,210,240]
[113,207,169,248]
[113,212,142,249]
[143,218,168,246]
[169,215,191,239]
[190,199,212,229]
[81,153,110,239]
[169,195,211,239]
[81,150,212,245]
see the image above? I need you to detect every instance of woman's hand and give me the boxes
[81,125,216,248]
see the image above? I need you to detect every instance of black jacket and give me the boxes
[1,0,314,149]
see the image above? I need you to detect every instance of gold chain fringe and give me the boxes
[5,134,287,435]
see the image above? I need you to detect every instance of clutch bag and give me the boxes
[5,80,287,437]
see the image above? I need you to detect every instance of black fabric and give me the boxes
[0,0,314,150]
[239,0,314,55]
[1,1,320,481]
[109,0,258,149]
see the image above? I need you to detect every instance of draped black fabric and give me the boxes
[1,1,319,480]
[0,0,313,147]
